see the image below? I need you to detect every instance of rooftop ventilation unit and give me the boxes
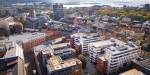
[117,46,128,51]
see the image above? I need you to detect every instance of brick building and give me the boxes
[9,32,46,52]
[33,43,83,75]
[45,30,62,40]
[96,56,107,75]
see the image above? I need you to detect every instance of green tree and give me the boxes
[78,54,86,69]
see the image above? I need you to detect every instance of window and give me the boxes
[123,63,127,67]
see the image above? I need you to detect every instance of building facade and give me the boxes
[33,43,82,75]
[88,38,125,63]
[33,42,81,75]
[0,40,26,75]
[96,56,107,75]
[90,38,141,74]
[53,3,64,20]
[104,42,140,74]
[9,32,46,52]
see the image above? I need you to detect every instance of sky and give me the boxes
[51,0,150,4]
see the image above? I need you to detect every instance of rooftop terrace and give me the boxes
[89,38,125,48]
[47,56,81,72]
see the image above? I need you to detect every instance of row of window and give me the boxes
[111,49,139,59]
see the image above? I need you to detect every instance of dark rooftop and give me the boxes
[133,58,150,75]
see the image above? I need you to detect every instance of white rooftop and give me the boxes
[105,42,139,55]
[5,43,24,60]
[51,43,69,50]
[34,44,54,56]
[71,32,100,39]
[71,33,87,37]
[89,38,125,48]
[51,36,65,44]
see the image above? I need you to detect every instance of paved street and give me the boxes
[24,51,37,75]
[84,57,100,75]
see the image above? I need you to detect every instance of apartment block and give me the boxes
[51,43,76,59]
[71,33,101,54]
[104,42,140,74]
[33,43,82,75]
[88,38,125,63]
[90,38,141,74]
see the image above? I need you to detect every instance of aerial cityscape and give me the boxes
[0,0,150,75]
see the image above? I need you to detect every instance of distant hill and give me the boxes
[0,0,50,4]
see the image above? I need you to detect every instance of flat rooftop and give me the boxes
[105,42,139,55]
[71,33,88,37]
[71,32,100,38]
[47,56,81,71]
[51,36,65,44]
[8,32,46,43]
[0,40,24,60]
[34,43,76,59]
[54,48,76,54]
[34,44,54,56]
[89,38,125,48]
[0,40,25,75]
[51,43,69,50]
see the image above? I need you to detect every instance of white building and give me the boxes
[143,21,150,28]
[89,38,140,74]
[71,33,101,54]
[122,17,131,23]
[104,41,140,74]
[88,38,125,63]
